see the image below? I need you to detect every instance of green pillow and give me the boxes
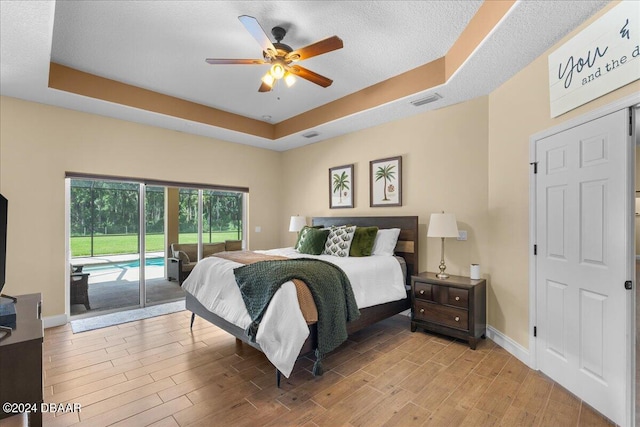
[295,225,323,249]
[298,228,330,255]
[349,226,379,257]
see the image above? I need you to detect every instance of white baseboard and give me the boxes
[43,313,68,329]
[486,325,531,367]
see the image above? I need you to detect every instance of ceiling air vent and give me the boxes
[410,93,442,107]
[303,131,320,138]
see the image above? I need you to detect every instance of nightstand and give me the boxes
[411,272,486,349]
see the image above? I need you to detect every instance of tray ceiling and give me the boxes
[1,1,608,151]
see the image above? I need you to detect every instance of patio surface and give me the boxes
[70,252,185,316]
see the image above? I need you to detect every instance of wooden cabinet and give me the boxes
[411,272,486,349]
[0,293,43,426]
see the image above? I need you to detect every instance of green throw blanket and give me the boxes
[233,258,360,373]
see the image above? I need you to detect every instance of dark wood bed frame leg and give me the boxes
[190,313,196,330]
[276,369,282,388]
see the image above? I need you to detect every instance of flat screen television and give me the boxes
[0,193,6,294]
[0,193,14,335]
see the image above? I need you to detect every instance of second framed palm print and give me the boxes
[370,156,402,207]
[329,164,354,209]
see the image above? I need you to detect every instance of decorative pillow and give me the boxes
[176,250,191,264]
[295,225,324,249]
[349,226,379,257]
[371,228,401,256]
[298,228,330,255]
[323,225,356,257]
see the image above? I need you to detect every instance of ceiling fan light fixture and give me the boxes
[284,73,296,87]
[206,16,343,92]
[270,62,286,79]
[261,73,275,87]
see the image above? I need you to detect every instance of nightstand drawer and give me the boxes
[411,272,486,349]
[414,282,434,301]
[447,288,468,308]
[414,300,468,330]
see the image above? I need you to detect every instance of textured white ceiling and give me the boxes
[50,0,482,123]
[1,1,609,151]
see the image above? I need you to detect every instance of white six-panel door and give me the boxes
[535,108,632,425]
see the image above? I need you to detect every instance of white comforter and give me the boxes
[182,247,406,377]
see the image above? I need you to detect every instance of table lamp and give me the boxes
[427,212,459,279]
[289,215,307,234]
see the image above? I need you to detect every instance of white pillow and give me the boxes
[372,228,401,256]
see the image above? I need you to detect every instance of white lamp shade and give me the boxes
[427,213,459,238]
[289,215,307,232]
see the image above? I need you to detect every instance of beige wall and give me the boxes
[281,96,491,283]
[0,96,282,317]
[487,2,640,347]
[281,0,640,351]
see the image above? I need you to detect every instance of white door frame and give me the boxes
[529,92,639,426]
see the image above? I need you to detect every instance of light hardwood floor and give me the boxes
[2,310,615,426]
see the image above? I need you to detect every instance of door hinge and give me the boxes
[534,326,537,337]
[533,244,537,255]
[625,280,633,290]
[530,162,538,174]
[629,109,634,136]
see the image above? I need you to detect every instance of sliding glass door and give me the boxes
[68,175,247,317]
[144,186,184,305]
[69,179,141,315]
[178,189,199,245]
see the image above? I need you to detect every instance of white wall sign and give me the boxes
[548,0,640,118]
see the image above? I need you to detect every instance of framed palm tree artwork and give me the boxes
[329,164,354,209]
[370,156,402,207]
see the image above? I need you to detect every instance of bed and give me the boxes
[184,215,419,385]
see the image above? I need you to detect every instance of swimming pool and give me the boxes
[84,257,165,271]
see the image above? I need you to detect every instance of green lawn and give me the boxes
[71,232,242,257]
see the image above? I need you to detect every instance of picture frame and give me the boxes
[329,164,354,209]
[370,156,402,207]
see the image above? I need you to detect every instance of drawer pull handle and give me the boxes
[454,316,460,322]
[455,296,460,301]
[419,290,425,295]
[419,308,425,314]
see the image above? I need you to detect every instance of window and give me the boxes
[202,190,243,243]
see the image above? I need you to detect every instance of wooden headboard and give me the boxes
[312,216,419,285]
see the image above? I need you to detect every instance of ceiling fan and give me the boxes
[205,15,343,92]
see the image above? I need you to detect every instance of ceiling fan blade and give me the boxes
[205,58,266,65]
[258,81,272,92]
[285,36,344,62]
[238,15,277,58]
[288,65,333,88]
